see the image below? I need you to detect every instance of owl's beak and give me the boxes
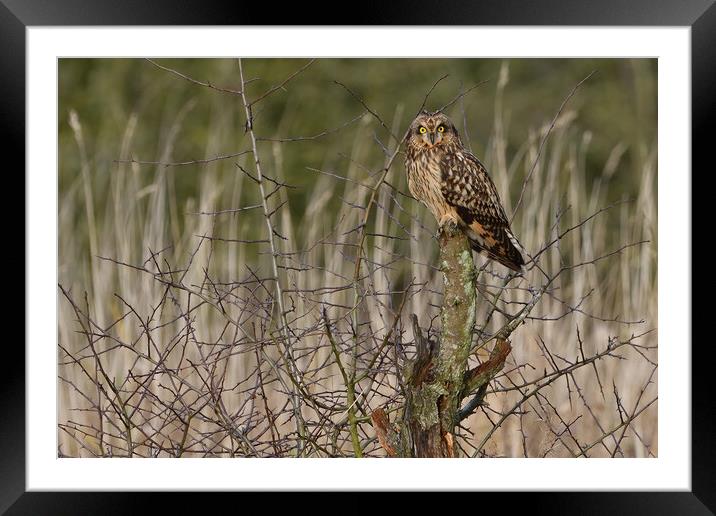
[428,132,436,144]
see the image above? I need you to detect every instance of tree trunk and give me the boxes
[403,221,476,457]
[370,221,512,457]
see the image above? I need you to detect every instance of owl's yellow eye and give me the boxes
[419,126,427,134]
[437,125,445,133]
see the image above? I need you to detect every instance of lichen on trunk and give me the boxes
[404,221,476,457]
[372,221,512,458]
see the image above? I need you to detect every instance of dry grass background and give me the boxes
[58,58,657,458]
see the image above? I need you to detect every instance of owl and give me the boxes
[405,110,525,272]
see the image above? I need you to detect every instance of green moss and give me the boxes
[411,382,446,430]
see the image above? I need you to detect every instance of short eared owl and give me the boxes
[405,110,525,271]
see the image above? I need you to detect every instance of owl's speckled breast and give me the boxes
[406,146,454,222]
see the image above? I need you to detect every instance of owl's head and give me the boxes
[407,110,460,150]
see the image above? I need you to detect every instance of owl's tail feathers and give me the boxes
[468,227,526,273]
[504,228,527,273]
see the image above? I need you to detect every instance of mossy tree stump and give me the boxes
[371,221,512,457]
[405,221,476,457]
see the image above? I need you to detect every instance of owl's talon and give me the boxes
[437,215,460,237]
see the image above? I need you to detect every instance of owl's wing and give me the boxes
[440,151,525,271]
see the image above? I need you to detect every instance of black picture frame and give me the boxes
[4,0,711,513]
